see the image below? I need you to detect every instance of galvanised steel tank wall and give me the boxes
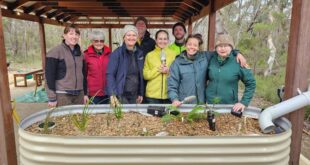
[19,104,291,165]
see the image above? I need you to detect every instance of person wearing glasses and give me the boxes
[83,30,111,104]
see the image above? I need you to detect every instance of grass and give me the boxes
[255,74,285,104]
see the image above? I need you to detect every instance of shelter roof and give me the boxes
[1,0,236,28]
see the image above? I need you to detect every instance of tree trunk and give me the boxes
[264,6,277,76]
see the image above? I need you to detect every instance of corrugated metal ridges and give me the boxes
[19,129,291,165]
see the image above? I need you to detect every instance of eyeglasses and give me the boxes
[94,40,104,43]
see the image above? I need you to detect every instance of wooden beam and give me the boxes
[38,20,46,69]
[109,28,112,50]
[208,0,216,50]
[285,0,310,164]
[188,0,236,23]
[214,0,236,11]
[6,0,29,10]
[188,17,192,34]
[76,24,173,29]
[1,9,67,27]
[23,3,43,14]
[0,8,18,165]
[36,7,51,16]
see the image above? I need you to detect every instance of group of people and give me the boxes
[45,16,256,112]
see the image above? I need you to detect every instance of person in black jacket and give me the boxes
[134,16,156,57]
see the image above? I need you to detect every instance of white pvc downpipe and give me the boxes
[259,90,310,133]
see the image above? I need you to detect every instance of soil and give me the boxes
[25,112,264,136]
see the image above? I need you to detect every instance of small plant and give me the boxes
[112,100,123,120]
[71,96,94,132]
[187,105,206,123]
[161,105,181,125]
[41,107,57,134]
[205,97,221,131]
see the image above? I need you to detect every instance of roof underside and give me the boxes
[1,0,236,28]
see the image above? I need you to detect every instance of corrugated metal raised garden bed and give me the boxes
[19,104,291,165]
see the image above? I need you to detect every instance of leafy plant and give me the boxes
[71,96,94,132]
[161,105,181,125]
[187,105,206,123]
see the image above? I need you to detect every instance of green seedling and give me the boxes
[187,105,206,123]
[41,107,56,134]
[161,105,181,125]
[71,96,94,132]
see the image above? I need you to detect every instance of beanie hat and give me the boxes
[89,30,105,41]
[134,16,148,26]
[123,25,138,36]
[215,34,234,49]
[172,22,187,33]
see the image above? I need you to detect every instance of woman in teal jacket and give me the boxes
[206,34,256,112]
[168,34,213,106]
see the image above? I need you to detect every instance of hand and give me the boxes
[172,100,182,107]
[48,101,57,108]
[110,96,120,108]
[158,64,169,74]
[83,95,89,104]
[136,96,143,104]
[233,103,246,112]
[236,53,249,68]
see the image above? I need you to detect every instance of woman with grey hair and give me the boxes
[83,30,111,104]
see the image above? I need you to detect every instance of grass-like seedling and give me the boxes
[41,107,56,134]
[71,96,94,132]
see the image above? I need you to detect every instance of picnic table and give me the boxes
[13,69,43,87]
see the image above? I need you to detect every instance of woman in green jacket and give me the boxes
[206,34,256,112]
[143,30,177,103]
[168,34,248,107]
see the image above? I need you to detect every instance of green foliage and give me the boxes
[187,105,206,123]
[113,104,123,120]
[305,106,310,121]
[255,74,285,104]
[161,114,178,125]
[161,105,181,125]
[71,97,94,132]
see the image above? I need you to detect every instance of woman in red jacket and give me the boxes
[83,30,111,104]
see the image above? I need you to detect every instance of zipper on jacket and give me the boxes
[161,74,163,99]
[193,64,198,103]
[215,64,221,98]
[72,53,77,89]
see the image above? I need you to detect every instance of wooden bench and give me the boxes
[33,71,44,86]
[14,69,43,87]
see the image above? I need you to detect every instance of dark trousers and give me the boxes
[90,95,109,104]
[118,92,137,104]
[145,97,171,104]
[56,92,84,107]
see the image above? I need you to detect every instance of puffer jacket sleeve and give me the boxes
[45,48,59,102]
[168,60,181,101]
[143,53,160,80]
[239,68,256,106]
[106,50,119,96]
